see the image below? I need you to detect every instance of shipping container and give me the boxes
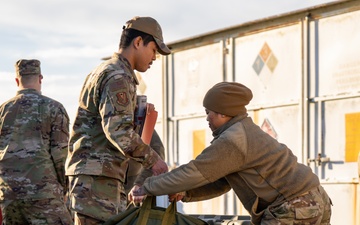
[134,0,360,224]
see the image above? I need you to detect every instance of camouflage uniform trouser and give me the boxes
[68,175,127,224]
[261,185,332,225]
[0,198,73,225]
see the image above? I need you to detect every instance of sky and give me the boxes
[0,0,338,122]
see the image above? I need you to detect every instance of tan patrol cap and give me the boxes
[15,59,41,77]
[123,16,171,55]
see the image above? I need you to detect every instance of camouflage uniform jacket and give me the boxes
[65,53,160,182]
[0,88,69,201]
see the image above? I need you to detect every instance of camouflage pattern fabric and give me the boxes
[73,211,103,225]
[124,130,165,194]
[68,175,127,222]
[66,53,161,181]
[65,53,162,221]
[0,88,71,222]
[15,59,41,76]
[262,186,332,225]
[2,198,72,225]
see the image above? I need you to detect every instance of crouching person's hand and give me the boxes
[129,184,147,204]
[169,192,185,202]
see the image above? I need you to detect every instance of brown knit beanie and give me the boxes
[203,82,253,116]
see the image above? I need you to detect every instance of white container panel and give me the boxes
[234,24,302,105]
[154,122,164,143]
[176,117,227,215]
[138,56,164,119]
[248,105,301,160]
[309,98,360,181]
[177,117,210,165]
[163,2,360,224]
[314,10,360,96]
[321,183,359,225]
[173,43,224,116]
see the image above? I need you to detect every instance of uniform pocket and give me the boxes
[295,205,320,219]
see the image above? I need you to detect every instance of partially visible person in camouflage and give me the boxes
[0,59,73,225]
[65,16,170,224]
[132,82,333,225]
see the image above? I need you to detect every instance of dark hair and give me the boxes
[119,29,155,49]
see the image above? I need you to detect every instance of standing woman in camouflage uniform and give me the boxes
[0,59,73,225]
[65,16,170,224]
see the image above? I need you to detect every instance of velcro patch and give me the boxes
[110,81,126,92]
[116,92,129,106]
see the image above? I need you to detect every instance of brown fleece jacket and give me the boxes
[143,114,319,224]
[190,115,319,223]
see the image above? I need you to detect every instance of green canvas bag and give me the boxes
[103,196,208,225]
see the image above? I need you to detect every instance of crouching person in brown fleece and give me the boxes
[130,81,332,225]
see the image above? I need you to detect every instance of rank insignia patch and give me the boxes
[116,92,129,106]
